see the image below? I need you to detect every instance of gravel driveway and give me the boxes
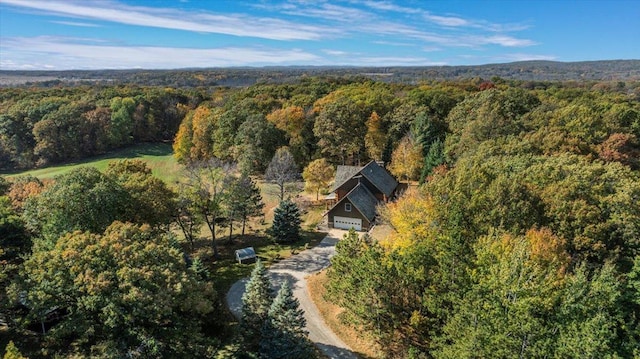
[226,229,359,359]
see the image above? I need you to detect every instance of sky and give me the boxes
[0,0,638,70]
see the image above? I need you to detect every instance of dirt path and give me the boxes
[226,229,359,358]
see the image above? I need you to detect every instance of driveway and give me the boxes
[226,229,360,359]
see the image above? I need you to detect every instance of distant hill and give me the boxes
[1,60,638,87]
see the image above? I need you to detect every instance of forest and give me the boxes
[1,73,640,358]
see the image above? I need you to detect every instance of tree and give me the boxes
[105,159,176,228]
[388,134,423,182]
[182,159,235,258]
[302,158,334,200]
[0,176,10,195]
[226,174,264,239]
[109,97,135,146]
[365,111,386,160]
[313,98,369,164]
[241,260,273,341]
[420,138,445,182]
[265,147,299,202]
[259,281,314,359]
[11,222,216,357]
[436,229,570,358]
[268,199,301,243]
[0,196,29,261]
[22,167,129,241]
[175,189,203,250]
[235,114,284,174]
[2,341,27,359]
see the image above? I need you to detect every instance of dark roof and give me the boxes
[331,165,363,192]
[344,183,379,222]
[359,161,398,197]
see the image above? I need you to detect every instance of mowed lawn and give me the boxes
[2,143,182,184]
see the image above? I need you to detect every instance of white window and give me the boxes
[345,203,352,212]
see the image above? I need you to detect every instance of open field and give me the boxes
[1,143,182,184]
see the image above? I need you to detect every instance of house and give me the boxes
[325,161,399,231]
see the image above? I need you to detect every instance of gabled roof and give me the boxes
[359,161,398,197]
[328,182,378,222]
[331,165,363,192]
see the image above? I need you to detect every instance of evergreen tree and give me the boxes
[420,138,445,183]
[268,199,301,243]
[241,260,274,341]
[227,174,264,238]
[259,281,314,359]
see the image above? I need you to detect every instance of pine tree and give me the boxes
[241,260,274,341]
[259,281,314,359]
[268,199,301,243]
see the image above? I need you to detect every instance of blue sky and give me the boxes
[0,0,638,70]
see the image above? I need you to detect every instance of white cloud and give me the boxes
[499,53,557,62]
[2,0,332,40]
[50,20,101,27]
[0,36,320,70]
[322,49,350,56]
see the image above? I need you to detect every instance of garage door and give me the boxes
[334,216,362,231]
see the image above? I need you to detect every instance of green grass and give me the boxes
[1,143,182,184]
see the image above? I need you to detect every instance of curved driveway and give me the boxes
[226,229,359,358]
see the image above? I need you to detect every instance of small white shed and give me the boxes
[235,247,256,264]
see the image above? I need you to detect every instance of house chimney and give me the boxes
[375,160,385,168]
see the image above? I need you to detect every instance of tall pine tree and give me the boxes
[241,260,273,341]
[259,281,314,359]
[268,199,301,243]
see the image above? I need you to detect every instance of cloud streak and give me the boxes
[0,36,320,69]
[2,0,333,40]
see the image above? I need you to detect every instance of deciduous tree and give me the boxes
[265,147,299,202]
[302,158,334,200]
[11,222,216,357]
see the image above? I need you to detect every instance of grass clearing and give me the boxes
[1,143,182,184]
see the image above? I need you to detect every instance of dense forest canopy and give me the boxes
[1,60,639,88]
[1,70,639,357]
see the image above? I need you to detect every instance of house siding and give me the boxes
[327,198,371,231]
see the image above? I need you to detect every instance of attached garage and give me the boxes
[333,216,362,231]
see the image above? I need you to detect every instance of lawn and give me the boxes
[1,143,182,184]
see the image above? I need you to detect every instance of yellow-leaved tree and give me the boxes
[389,134,423,182]
[302,158,334,200]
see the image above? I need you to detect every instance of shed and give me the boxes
[235,247,257,264]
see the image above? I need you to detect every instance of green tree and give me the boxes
[105,159,176,228]
[235,114,284,174]
[268,199,301,243]
[0,196,29,261]
[241,260,273,342]
[420,138,445,182]
[11,222,216,357]
[259,281,314,359]
[302,158,334,200]
[182,160,235,258]
[436,229,569,358]
[22,167,129,241]
[109,97,135,146]
[226,174,264,238]
[554,262,625,358]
